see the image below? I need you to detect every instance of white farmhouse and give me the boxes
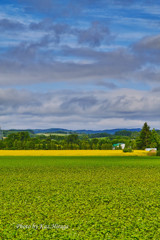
[113,143,125,150]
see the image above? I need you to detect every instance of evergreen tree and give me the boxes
[136,122,151,149]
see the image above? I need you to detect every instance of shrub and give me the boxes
[157,150,160,156]
[123,148,133,153]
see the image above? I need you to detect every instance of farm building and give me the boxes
[113,143,125,150]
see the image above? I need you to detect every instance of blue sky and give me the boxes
[0,0,160,129]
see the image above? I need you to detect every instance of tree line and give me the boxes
[0,123,159,150]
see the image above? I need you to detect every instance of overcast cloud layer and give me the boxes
[0,0,160,129]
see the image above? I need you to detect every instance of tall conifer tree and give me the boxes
[136,122,151,149]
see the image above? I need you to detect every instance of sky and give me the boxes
[0,0,160,130]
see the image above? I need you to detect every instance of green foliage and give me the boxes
[115,130,132,136]
[155,130,160,136]
[2,130,34,137]
[157,150,160,156]
[1,156,160,239]
[136,122,152,149]
[88,132,111,138]
[7,131,30,141]
[130,139,137,149]
[66,134,79,144]
[131,131,140,138]
[100,143,112,150]
[150,129,160,148]
[123,148,133,152]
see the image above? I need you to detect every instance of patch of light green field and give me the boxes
[1,156,160,239]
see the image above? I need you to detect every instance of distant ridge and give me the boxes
[32,128,142,135]
[6,128,142,135]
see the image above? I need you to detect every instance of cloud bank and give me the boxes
[0,88,160,129]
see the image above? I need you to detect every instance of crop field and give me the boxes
[36,133,68,136]
[1,156,160,239]
[0,150,147,156]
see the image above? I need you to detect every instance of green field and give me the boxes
[1,156,160,239]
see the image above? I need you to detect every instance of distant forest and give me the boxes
[0,123,160,150]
